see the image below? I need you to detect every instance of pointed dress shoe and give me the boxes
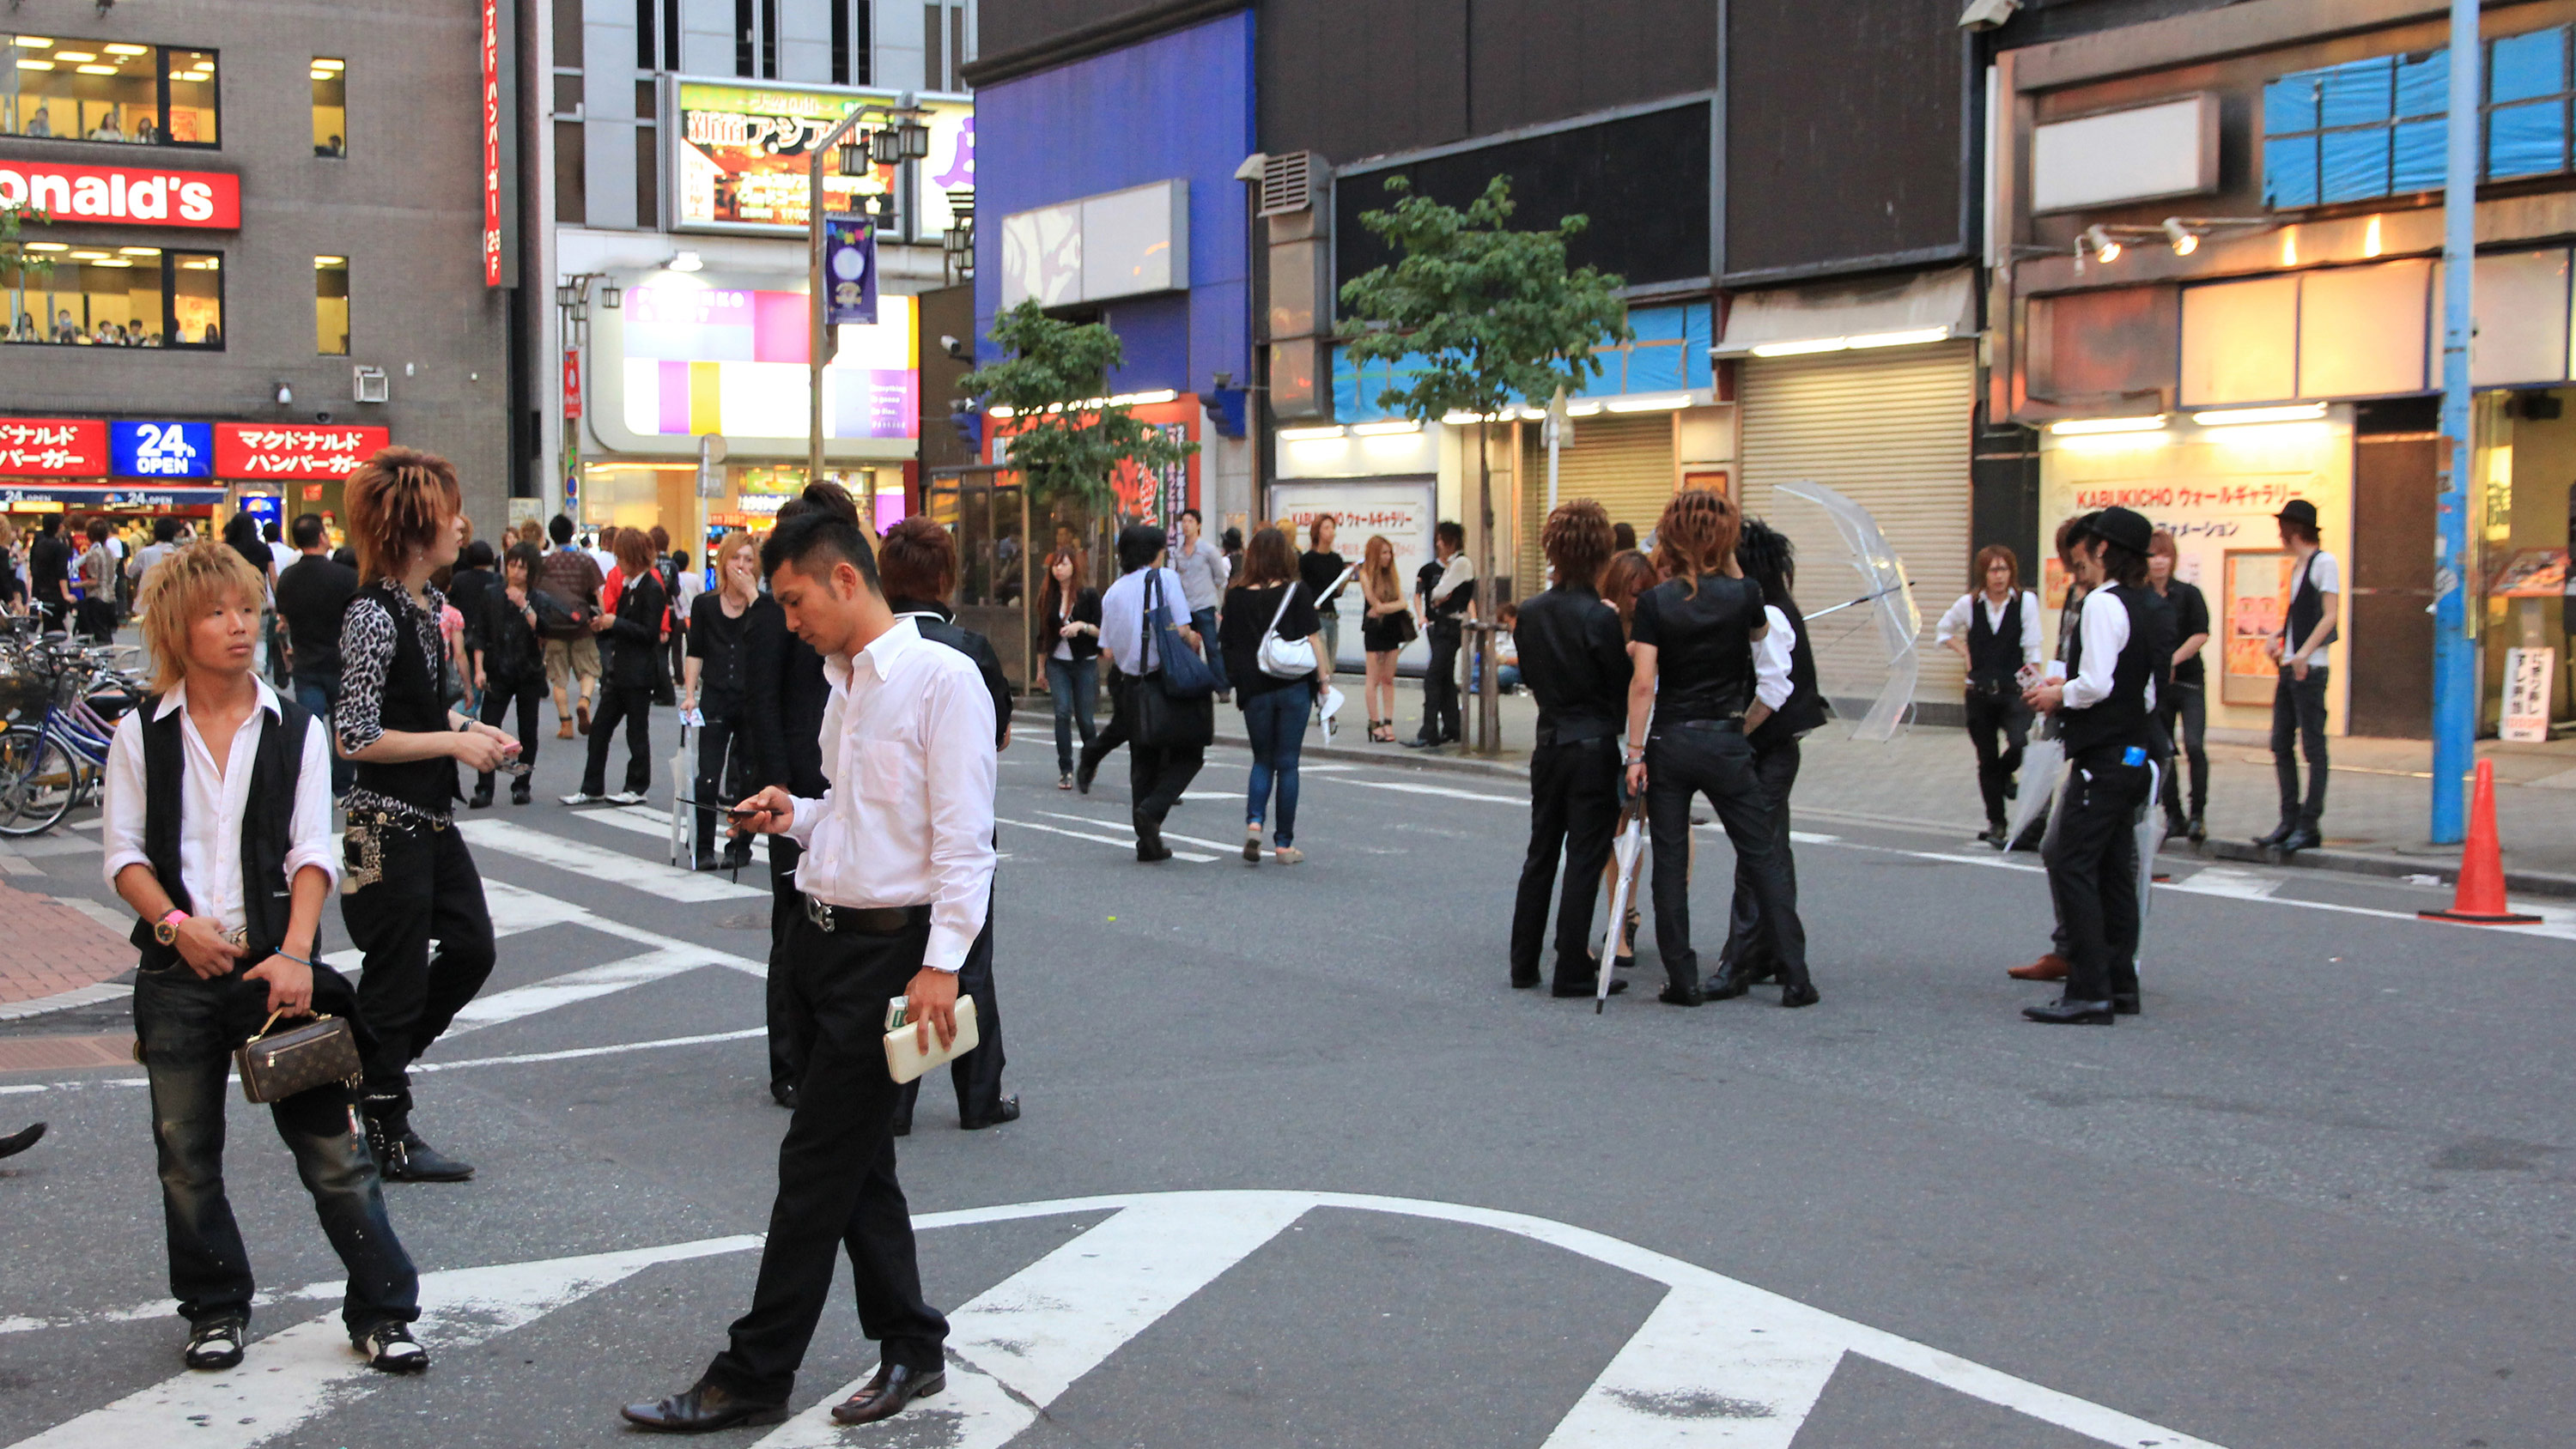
[2276,825,2322,853]
[829,1363,945,1425]
[2252,821,2293,848]
[2008,952,2070,982]
[2022,996,2116,1025]
[620,1383,789,1433]
[1778,980,1820,1009]
[2111,992,2142,1016]
[961,1096,1021,1130]
[1553,978,1626,998]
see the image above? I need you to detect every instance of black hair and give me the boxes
[1115,524,1167,573]
[504,541,542,579]
[1220,526,1242,550]
[1179,507,1202,525]
[671,549,690,570]
[37,514,58,535]
[459,538,495,570]
[1735,516,1796,610]
[152,516,182,543]
[290,512,326,550]
[2098,541,2150,589]
[1435,520,1465,549]
[759,483,879,590]
[549,513,574,546]
[222,511,259,549]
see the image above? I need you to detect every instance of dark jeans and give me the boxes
[293,676,354,797]
[1242,682,1311,846]
[1190,607,1230,691]
[2159,680,2209,823]
[346,822,497,1126]
[1419,621,1462,742]
[1046,653,1098,776]
[1643,724,1810,997]
[1509,734,1621,988]
[694,710,748,864]
[2270,665,2329,829]
[765,835,808,1095]
[136,965,417,1333]
[580,682,654,796]
[705,912,949,1404]
[476,672,544,796]
[1720,738,1804,980]
[893,888,1007,1129]
[1965,686,2029,828]
[2044,756,2150,1003]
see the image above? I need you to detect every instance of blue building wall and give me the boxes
[972,12,1255,399]
[1333,301,1715,421]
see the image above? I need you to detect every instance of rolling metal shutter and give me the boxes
[1738,342,1976,714]
[1517,414,1674,588]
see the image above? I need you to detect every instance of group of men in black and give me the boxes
[1510,493,2178,1027]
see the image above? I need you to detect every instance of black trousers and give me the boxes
[1964,687,2029,828]
[346,822,496,1125]
[1643,725,1809,995]
[893,888,1005,1128]
[1509,735,1622,988]
[476,672,544,795]
[2270,665,2329,828]
[693,711,749,864]
[2043,757,2149,1003]
[1719,737,1803,980]
[765,835,809,1095]
[1091,670,1200,829]
[579,682,654,796]
[705,912,949,1404]
[1419,621,1463,742]
[2158,680,2209,822]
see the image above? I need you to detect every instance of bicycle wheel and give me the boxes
[0,727,43,828]
[0,733,78,837]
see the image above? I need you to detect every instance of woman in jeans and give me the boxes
[562,529,665,806]
[1218,525,1328,864]
[1039,548,1101,790]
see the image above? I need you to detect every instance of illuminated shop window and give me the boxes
[0,35,218,146]
[2,248,222,347]
[315,255,348,355]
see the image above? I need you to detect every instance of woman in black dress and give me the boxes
[1038,548,1103,789]
[1621,489,1814,1009]
[563,529,665,805]
[1355,534,1409,742]
[682,530,773,867]
[470,542,547,806]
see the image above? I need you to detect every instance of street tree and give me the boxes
[1336,173,1631,749]
[1,202,54,298]
[960,300,1199,519]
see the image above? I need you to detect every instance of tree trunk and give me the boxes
[1476,419,1499,755]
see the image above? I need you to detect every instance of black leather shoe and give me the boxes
[1552,978,1626,998]
[1657,983,1703,1007]
[2252,822,2293,847]
[2111,993,2141,1016]
[380,1129,474,1183]
[2185,814,2205,844]
[2022,997,2115,1025]
[468,785,495,809]
[770,1084,797,1110]
[961,1096,1020,1130]
[1400,736,1441,749]
[1703,974,1751,1001]
[829,1364,945,1425]
[2276,826,2321,853]
[1510,973,1540,990]
[0,1121,43,1158]
[621,1384,789,1433]
[1134,812,1171,861]
[1778,981,1820,1009]
[1073,756,1097,794]
[1978,824,2008,849]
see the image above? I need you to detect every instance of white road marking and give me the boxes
[1035,809,1242,854]
[442,943,756,1035]
[0,852,40,876]
[1540,1281,1844,1447]
[413,1028,765,1074]
[1788,830,1839,845]
[1338,779,1525,803]
[455,818,763,900]
[2169,866,2284,900]
[48,894,134,936]
[997,815,1216,863]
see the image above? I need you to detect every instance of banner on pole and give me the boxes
[822,215,878,327]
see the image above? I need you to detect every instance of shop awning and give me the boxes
[1713,268,1978,357]
[0,483,227,507]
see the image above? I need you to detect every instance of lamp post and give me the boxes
[806,94,930,503]
[555,271,620,524]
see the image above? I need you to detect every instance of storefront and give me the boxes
[0,417,386,535]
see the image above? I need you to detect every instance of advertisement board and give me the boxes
[0,419,107,476]
[109,421,214,479]
[214,424,392,480]
[480,0,503,284]
[669,78,969,240]
[0,161,239,229]
[822,215,878,326]
[1267,477,1437,669]
[615,283,916,441]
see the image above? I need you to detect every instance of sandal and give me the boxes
[1369,718,1394,743]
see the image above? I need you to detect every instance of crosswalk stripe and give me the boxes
[2167,866,2283,900]
[996,815,1216,863]
[1338,779,1524,803]
[453,818,763,901]
[444,942,759,1035]
[1033,809,1243,854]
[1539,1284,1844,1447]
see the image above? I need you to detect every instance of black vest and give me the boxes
[129,694,312,968]
[349,581,459,810]
[2285,551,2334,658]
[2057,583,2163,762]
[1750,595,1826,749]
[1965,592,2024,685]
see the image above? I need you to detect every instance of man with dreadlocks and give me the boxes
[1620,489,1816,1008]
[1710,516,1826,997]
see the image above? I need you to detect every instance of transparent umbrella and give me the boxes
[1776,481,1922,742]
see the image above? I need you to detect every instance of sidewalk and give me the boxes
[0,877,134,1007]
[1024,675,2576,896]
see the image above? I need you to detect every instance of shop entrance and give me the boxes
[925,467,1030,694]
[2350,432,2438,739]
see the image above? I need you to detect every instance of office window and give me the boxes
[736,0,754,76]
[554,118,586,225]
[925,6,944,92]
[553,0,582,69]
[311,58,345,156]
[760,0,779,78]
[2,247,222,348]
[315,255,348,355]
[0,35,218,146]
[2263,28,2576,208]
[635,123,659,227]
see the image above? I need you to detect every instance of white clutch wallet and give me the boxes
[883,997,980,1083]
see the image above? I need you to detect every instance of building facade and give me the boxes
[0,0,514,537]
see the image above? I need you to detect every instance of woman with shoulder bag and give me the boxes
[1039,549,1103,789]
[1218,525,1327,864]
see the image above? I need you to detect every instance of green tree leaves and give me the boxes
[959,301,1198,515]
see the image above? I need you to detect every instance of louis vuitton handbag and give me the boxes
[235,1009,364,1105]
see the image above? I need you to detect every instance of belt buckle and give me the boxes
[805,896,836,932]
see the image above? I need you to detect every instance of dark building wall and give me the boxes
[1988,0,2258,52]
[1723,0,1972,283]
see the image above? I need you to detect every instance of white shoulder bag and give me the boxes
[1255,582,1319,679]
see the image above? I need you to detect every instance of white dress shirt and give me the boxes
[2063,585,2155,714]
[1934,590,2044,668]
[787,618,999,973]
[1097,566,1192,675]
[101,679,339,932]
[1754,605,1795,712]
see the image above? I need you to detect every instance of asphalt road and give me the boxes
[1,706,2571,1449]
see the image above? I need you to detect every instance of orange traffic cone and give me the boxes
[2419,760,2542,925]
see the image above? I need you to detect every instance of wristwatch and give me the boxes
[154,908,186,946]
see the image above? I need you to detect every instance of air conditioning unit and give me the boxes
[1260,150,1319,217]
[352,365,389,403]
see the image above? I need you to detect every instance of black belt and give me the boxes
[1534,719,1619,749]
[1662,717,1744,736]
[804,899,931,935]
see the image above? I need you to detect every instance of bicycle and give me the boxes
[0,631,143,836]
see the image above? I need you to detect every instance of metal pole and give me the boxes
[2431,0,2480,844]
[805,106,875,492]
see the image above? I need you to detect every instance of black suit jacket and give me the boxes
[1515,585,1630,744]
[891,598,1011,747]
[743,599,829,797]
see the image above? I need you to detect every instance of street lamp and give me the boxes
[804,94,931,504]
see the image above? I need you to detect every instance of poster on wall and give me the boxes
[2500,646,2556,743]
[615,285,917,442]
[2222,550,2294,707]
[1268,477,1437,669]
[989,399,1201,530]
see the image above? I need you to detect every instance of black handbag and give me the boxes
[1129,570,1216,749]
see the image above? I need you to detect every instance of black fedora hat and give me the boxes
[2075,505,2153,556]
[2275,498,2320,530]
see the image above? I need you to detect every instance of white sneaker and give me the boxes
[560,791,601,806]
[606,790,647,806]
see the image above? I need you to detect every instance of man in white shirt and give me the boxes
[104,542,425,1376]
[623,492,988,1434]
[2260,499,2338,852]
[1074,524,1205,859]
